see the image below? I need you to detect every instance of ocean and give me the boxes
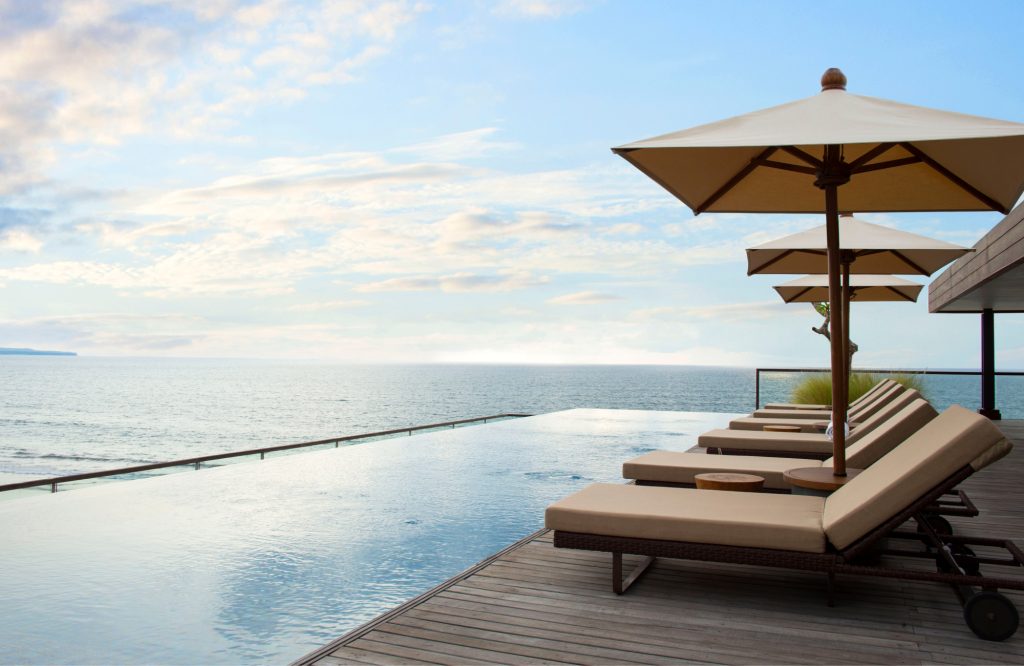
[0,356,1019,481]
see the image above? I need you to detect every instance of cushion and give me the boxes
[546,483,827,553]
[823,405,1011,550]
[729,416,827,432]
[698,429,833,454]
[622,450,821,490]
[837,398,937,469]
[750,382,902,421]
[729,388,920,442]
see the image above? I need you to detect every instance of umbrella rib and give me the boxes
[748,248,823,275]
[899,142,1008,213]
[885,285,917,302]
[783,286,814,303]
[779,146,823,168]
[847,143,897,170]
[852,156,922,174]
[695,146,778,213]
[890,250,930,276]
[760,160,817,175]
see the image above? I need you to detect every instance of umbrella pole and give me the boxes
[824,185,847,476]
[842,258,852,388]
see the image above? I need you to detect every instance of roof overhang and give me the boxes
[929,202,1024,313]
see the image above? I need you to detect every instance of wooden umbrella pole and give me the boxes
[842,257,852,389]
[820,144,848,476]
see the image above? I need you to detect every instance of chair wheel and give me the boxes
[964,591,1019,641]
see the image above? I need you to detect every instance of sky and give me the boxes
[1,0,1023,368]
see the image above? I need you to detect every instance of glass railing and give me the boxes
[0,413,530,495]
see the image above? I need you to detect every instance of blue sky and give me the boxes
[1,0,1023,367]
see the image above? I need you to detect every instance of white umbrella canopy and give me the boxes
[613,68,1024,476]
[613,71,1024,215]
[773,275,923,303]
[747,214,972,276]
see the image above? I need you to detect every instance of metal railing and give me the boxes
[754,367,1024,409]
[0,413,531,494]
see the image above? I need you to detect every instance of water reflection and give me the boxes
[0,408,736,664]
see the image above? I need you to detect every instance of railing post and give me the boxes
[755,369,761,409]
[980,309,1001,420]
[51,482,57,493]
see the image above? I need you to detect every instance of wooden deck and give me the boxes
[297,421,1024,665]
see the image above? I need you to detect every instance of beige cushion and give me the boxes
[836,399,937,468]
[622,450,821,490]
[750,382,902,420]
[730,388,920,442]
[628,398,937,489]
[698,429,833,454]
[823,405,1011,550]
[848,383,906,421]
[729,416,827,432]
[545,483,826,553]
[762,378,892,411]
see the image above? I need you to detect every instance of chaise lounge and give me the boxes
[624,397,936,490]
[546,406,1024,641]
[698,388,923,458]
[761,377,894,410]
[730,381,905,430]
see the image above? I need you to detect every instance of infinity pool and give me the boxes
[0,409,736,664]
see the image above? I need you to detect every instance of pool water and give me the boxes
[0,409,736,664]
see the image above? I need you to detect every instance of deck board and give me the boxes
[298,420,1024,665]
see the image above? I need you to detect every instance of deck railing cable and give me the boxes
[754,367,1024,409]
[0,413,531,494]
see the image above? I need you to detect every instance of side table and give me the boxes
[694,472,765,492]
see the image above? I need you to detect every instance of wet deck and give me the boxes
[297,421,1024,665]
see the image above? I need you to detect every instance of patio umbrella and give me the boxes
[773,274,923,304]
[747,215,971,277]
[750,213,968,425]
[613,68,1024,475]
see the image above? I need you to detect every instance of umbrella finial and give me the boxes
[820,68,847,91]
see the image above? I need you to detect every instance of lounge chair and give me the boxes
[700,388,923,459]
[762,378,894,410]
[546,406,1023,641]
[735,381,905,428]
[625,398,936,490]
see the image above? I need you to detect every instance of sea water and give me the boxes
[0,356,1019,480]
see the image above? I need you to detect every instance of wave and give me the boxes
[10,451,157,465]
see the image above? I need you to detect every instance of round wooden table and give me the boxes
[784,466,864,496]
[694,472,765,492]
[762,424,801,433]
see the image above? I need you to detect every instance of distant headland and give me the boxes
[0,347,77,357]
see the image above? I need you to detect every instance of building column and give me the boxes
[980,308,1001,420]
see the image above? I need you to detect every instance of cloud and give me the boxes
[0,228,43,253]
[391,128,521,161]
[631,300,796,323]
[437,208,584,248]
[494,0,587,19]
[355,271,547,293]
[0,0,429,194]
[0,312,203,353]
[604,223,644,236]
[547,291,622,305]
[287,299,370,312]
